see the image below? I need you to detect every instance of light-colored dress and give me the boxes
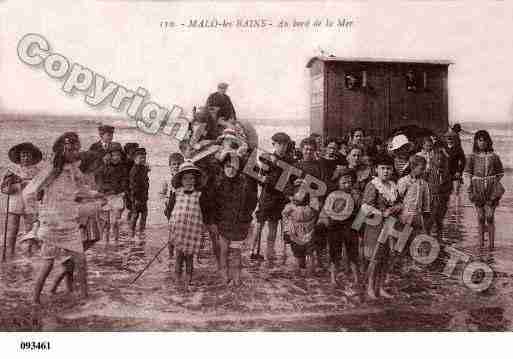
[362,177,400,259]
[3,164,40,215]
[397,174,430,229]
[24,161,101,256]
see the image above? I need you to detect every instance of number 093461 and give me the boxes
[20,341,51,350]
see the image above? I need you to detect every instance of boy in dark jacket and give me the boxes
[210,151,258,285]
[253,132,295,266]
[129,148,150,239]
[96,142,128,242]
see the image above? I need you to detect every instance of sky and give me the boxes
[1,0,513,124]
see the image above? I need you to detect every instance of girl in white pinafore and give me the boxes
[25,132,104,304]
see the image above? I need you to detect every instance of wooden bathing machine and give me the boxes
[306,56,452,140]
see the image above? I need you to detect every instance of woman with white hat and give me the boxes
[388,134,415,178]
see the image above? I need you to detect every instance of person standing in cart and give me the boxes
[206,82,237,122]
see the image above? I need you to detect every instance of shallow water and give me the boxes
[0,116,512,331]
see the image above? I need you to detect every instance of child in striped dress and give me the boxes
[165,161,210,290]
[464,130,504,250]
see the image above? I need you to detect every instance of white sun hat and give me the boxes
[388,134,412,152]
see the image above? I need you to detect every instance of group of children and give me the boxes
[0,119,505,302]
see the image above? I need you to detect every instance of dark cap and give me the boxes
[98,125,115,134]
[107,142,123,154]
[134,148,147,156]
[336,167,356,182]
[452,124,462,133]
[124,142,139,153]
[271,132,291,144]
[374,154,394,167]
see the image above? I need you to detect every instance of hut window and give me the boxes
[406,69,417,91]
[345,72,361,90]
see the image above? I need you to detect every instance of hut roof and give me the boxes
[306,56,453,68]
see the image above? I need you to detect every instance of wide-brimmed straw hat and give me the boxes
[8,142,43,166]
[171,161,206,189]
[218,128,239,142]
[388,134,413,152]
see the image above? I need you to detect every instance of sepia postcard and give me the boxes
[1,0,513,357]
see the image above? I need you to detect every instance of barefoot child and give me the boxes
[96,142,128,242]
[24,132,100,304]
[397,155,431,232]
[162,152,185,259]
[417,137,452,240]
[464,130,504,250]
[362,154,402,299]
[1,142,43,257]
[123,142,139,222]
[318,167,361,288]
[129,148,150,239]
[282,186,318,276]
[210,152,258,285]
[165,161,210,289]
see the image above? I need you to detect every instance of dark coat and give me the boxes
[95,162,128,195]
[211,172,258,241]
[257,153,296,212]
[129,164,150,203]
[446,145,466,177]
[89,141,122,157]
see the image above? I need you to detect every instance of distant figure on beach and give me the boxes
[206,82,237,123]
[129,148,150,239]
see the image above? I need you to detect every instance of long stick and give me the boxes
[2,193,10,262]
[130,241,169,285]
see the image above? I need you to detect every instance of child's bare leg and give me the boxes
[475,207,485,248]
[230,248,242,286]
[100,211,110,242]
[50,258,74,294]
[218,236,229,282]
[34,259,54,304]
[485,205,496,250]
[139,209,147,234]
[306,253,315,276]
[185,254,194,290]
[110,210,120,241]
[252,221,264,253]
[175,250,185,283]
[130,211,140,238]
[73,252,88,299]
[6,214,20,257]
[378,255,394,298]
[168,242,174,260]
[266,220,278,263]
[350,262,360,286]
